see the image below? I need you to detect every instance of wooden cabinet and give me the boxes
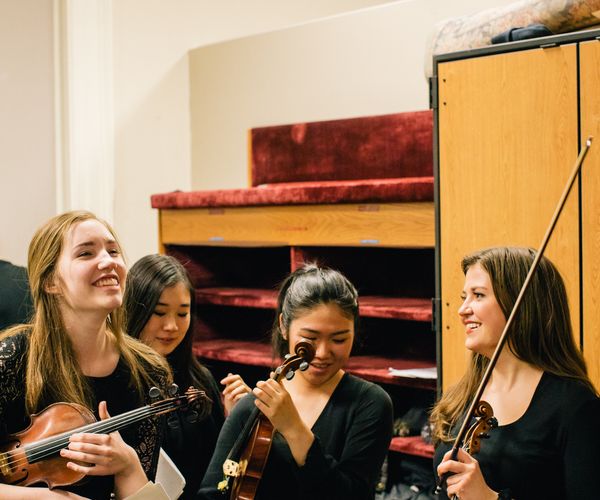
[434,31,600,391]
[157,201,437,459]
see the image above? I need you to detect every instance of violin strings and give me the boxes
[3,399,182,470]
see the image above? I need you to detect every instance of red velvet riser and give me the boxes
[251,110,433,186]
[151,176,433,209]
[195,288,432,322]
[192,339,436,390]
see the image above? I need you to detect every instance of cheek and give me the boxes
[139,319,160,343]
[178,317,191,335]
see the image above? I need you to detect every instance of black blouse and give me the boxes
[434,372,600,500]
[0,332,166,500]
[198,373,393,500]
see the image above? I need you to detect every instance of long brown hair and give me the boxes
[431,246,595,444]
[124,254,213,397]
[0,211,170,413]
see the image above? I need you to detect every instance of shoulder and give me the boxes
[0,329,29,365]
[537,372,597,424]
[340,374,393,412]
[539,372,596,405]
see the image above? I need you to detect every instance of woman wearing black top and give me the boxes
[0,211,171,499]
[431,247,599,500]
[124,254,249,498]
[198,264,393,500]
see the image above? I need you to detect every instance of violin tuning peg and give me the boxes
[299,361,309,371]
[168,383,179,397]
[149,386,161,401]
[284,354,292,360]
[285,370,295,381]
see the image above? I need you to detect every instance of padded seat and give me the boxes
[151,176,433,209]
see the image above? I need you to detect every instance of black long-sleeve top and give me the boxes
[162,365,225,499]
[433,372,600,500]
[0,332,167,499]
[198,373,393,500]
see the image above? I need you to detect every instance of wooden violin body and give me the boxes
[0,402,95,488]
[0,387,204,489]
[222,340,315,500]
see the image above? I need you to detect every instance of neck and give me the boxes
[61,306,119,376]
[486,350,541,391]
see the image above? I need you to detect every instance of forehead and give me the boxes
[291,302,353,327]
[65,219,114,245]
[464,263,492,288]
[158,282,191,304]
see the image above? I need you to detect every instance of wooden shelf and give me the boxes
[192,339,436,390]
[196,288,432,322]
[389,436,434,458]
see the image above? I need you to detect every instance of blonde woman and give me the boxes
[0,211,171,499]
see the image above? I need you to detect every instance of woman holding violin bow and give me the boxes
[432,247,600,500]
[198,264,394,499]
[0,211,175,499]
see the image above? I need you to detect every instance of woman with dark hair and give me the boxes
[198,264,394,500]
[431,247,599,500]
[124,254,249,498]
[0,211,171,499]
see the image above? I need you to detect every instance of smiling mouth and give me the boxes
[94,277,119,287]
[466,323,481,331]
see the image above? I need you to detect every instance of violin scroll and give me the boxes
[463,400,497,455]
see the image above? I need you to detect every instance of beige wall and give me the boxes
[2,0,516,266]
[189,0,515,193]
[0,0,55,266]
[112,0,396,264]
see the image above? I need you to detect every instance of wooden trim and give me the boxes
[580,40,600,392]
[158,202,434,248]
[438,44,580,390]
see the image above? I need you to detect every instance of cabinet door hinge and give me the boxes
[429,76,438,110]
[431,297,441,333]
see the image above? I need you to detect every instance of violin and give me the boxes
[0,386,205,489]
[218,340,315,500]
[436,137,593,497]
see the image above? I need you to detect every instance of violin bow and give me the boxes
[438,136,593,491]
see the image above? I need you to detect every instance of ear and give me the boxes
[279,313,287,340]
[44,274,60,295]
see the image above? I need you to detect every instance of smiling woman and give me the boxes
[0,211,171,499]
[124,254,250,498]
[430,247,600,500]
[198,264,393,500]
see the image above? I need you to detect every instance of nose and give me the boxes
[458,299,472,317]
[163,316,178,332]
[313,339,329,359]
[98,250,118,271]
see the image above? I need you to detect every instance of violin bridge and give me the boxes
[0,452,11,476]
[223,459,240,477]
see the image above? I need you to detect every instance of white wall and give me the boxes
[112,0,396,264]
[0,0,55,266]
[189,0,516,192]
[1,0,516,266]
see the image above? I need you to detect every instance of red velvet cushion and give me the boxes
[151,176,433,209]
[251,110,433,186]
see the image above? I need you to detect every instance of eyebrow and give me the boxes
[74,238,117,249]
[300,328,351,336]
[156,301,190,307]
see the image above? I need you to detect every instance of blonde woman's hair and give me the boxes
[0,210,170,413]
[430,247,595,444]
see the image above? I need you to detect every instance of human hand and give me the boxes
[221,373,251,414]
[59,401,147,498]
[252,377,303,435]
[436,448,497,500]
